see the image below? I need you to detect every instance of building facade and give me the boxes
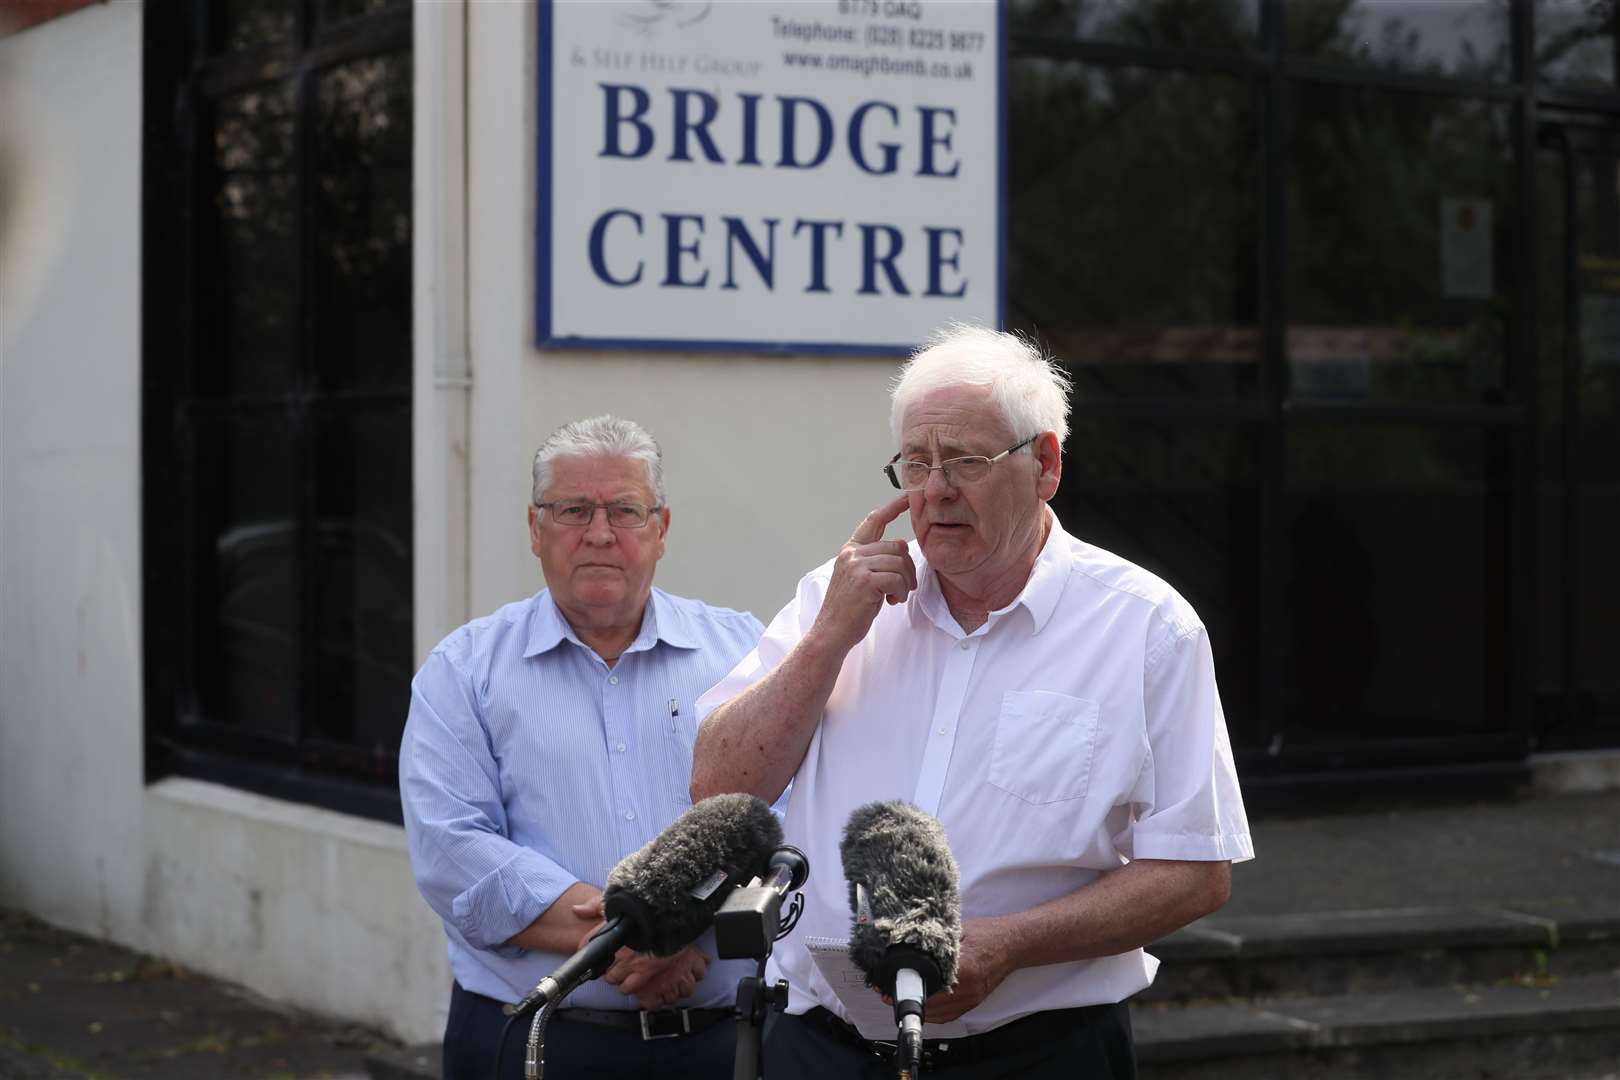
[1,0,1615,1042]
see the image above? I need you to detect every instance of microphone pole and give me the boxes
[492,918,625,1080]
[715,846,809,1080]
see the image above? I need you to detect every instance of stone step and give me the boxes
[1143,904,1620,1002]
[1133,970,1620,1080]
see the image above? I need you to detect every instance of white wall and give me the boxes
[464,3,908,626]
[142,779,447,1040]
[0,0,147,943]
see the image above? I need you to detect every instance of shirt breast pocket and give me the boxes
[986,690,1101,805]
[667,707,699,806]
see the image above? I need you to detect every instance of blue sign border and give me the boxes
[534,0,1008,356]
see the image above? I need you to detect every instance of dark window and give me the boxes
[1286,0,1513,81]
[1013,0,1620,791]
[1535,124,1620,751]
[143,1,412,822]
[1279,424,1514,760]
[1286,88,1514,403]
[1009,0,1262,52]
[1536,0,1619,91]
[1008,60,1261,399]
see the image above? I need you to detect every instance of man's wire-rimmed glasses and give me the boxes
[883,435,1038,490]
[535,501,662,528]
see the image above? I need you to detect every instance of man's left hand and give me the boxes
[571,895,710,1010]
[603,944,710,1011]
[919,919,1014,1024]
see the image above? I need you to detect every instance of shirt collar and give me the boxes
[908,507,1069,638]
[523,587,699,659]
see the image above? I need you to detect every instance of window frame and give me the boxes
[143,0,414,823]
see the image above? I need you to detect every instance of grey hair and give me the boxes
[531,415,666,506]
[889,324,1072,448]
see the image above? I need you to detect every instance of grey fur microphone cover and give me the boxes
[603,792,782,955]
[840,800,962,987]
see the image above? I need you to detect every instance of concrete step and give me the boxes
[1143,904,1620,1003]
[1133,970,1620,1080]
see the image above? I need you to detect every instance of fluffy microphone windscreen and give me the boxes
[840,801,961,987]
[603,793,782,955]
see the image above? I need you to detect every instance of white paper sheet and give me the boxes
[803,936,970,1040]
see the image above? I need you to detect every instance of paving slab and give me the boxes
[0,909,402,1080]
[1224,791,1620,919]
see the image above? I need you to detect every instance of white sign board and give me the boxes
[1440,196,1493,301]
[538,0,1005,354]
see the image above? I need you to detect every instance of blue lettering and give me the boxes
[924,227,966,297]
[858,224,908,295]
[669,88,723,163]
[588,209,644,286]
[917,106,960,178]
[600,83,654,159]
[661,213,708,287]
[793,219,844,293]
[722,216,778,290]
[738,93,763,166]
[778,95,834,169]
[849,101,901,177]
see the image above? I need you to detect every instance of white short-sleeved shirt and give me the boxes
[696,511,1254,1034]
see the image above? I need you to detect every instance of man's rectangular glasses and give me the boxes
[536,501,661,528]
[883,436,1037,490]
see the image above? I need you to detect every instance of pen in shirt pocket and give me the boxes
[667,697,679,734]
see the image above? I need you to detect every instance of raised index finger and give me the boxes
[850,493,911,545]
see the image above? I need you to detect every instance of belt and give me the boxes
[804,1003,1117,1068]
[557,1006,732,1041]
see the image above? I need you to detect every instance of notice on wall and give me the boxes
[1440,197,1493,301]
[537,0,1004,354]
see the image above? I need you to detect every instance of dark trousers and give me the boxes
[442,982,737,1080]
[763,1005,1137,1080]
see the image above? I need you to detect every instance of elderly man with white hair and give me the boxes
[692,326,1253,1078]
[401,415,763,1080]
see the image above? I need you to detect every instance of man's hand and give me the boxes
[602,944,709,1010]
[569,894,611,953]
[570,896,709,1010]
[872,918,1015,1025]
[809,495,916,654]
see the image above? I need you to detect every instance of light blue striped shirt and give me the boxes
[400,586,764,1009]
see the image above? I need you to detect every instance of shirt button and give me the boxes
[615,742,626,753]
[624,809,636,821]
[938,727,948,735]
[608,675,619,685]
[958,639,971,650]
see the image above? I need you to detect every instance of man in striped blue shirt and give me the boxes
[400,415,764,1080]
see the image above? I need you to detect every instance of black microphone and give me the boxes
[714,845,809,959]
[505,793,782,1016]
[840,801,961,1077]
[504,916,630,1018]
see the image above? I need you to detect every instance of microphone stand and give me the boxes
[731,954,788,1080]
[494,968,589,1080]
[523,994,564,1080]
[715,847,807,1080]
